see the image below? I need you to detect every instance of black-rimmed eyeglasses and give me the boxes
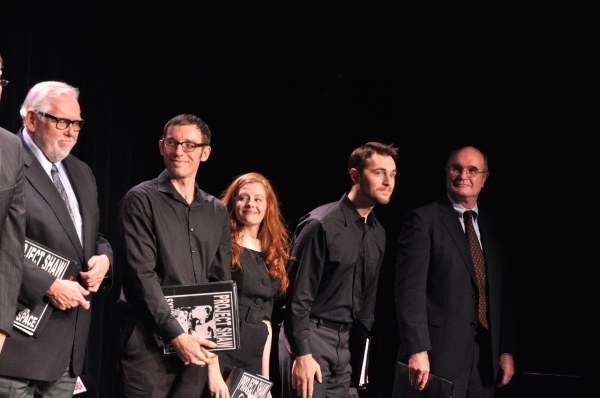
[162,139,208,152]
[37,111,85,132]
[447,166,488,177]
[0,79,8,87]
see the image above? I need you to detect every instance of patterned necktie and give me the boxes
[51,164,75,224]
[464,210,488,329]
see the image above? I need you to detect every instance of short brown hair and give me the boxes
[348,142,399,175]
[162,114,211,145]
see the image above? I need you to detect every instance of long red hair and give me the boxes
[221,173,290,297]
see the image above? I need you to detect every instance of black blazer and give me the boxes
[0,127,25,336]
[395,195,515,381]
[0,130,113,381]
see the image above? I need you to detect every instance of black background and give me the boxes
[1,2,597,397]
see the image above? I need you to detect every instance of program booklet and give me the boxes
[161,281,240,354]
[225,366,274,398]
[349,321,370,389]
[14,238,79,337]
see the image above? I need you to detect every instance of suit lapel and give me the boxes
[20,132,85,263]
[438,197,479,285]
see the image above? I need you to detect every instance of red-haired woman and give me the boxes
[207,173,290,398]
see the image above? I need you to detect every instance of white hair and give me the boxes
[20,81,79,120]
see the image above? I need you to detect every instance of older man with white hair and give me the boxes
[0,81,113,398]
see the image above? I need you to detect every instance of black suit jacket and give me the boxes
[0,127,25,336]
[0,130,113,381]
[395,196,515,381]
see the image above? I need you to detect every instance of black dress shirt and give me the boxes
[285,194,386,356]
[118,170,232,343]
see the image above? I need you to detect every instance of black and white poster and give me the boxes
[162,281,240,354]
[14,238,79,337]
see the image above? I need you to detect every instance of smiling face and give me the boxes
[159,124,211,183]
[445,146,488,208]
[25,93,80,163]
[234,182,267,236]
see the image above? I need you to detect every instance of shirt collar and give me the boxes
[23,127,63,174]
[447,193,479,219]
[339,193,377,227]
[157,169,205,205]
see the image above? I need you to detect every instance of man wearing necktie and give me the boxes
[0,81,113,397]
[394,146,515,398]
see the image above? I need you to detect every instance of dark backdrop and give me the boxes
[1,3,596,397]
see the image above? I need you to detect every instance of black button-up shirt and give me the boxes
[118,170,232,342]
[285,194,386,355]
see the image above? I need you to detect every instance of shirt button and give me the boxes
[470,322,476,328]
[262,278,269,286]
[191,228,194,231]
[254,298,262,304]
[191,250,196,253]
[473,294,477,299]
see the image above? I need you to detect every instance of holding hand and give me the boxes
[171,333,217,366]
[80,254,110,292]
[408,351,430,391]
[46,279,90,310]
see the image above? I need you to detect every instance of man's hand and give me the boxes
[0,333,5,353]
[408,351,430,390]
[171,333,217,366]
[496,354,515,387]
[80,254,110,292]
[46,279,90,310]
[291,354,322,398]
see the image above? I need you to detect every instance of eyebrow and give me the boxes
[449,163,480,170]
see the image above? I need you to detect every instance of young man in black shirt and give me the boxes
[118,114,232,398]
[279,142,398,398]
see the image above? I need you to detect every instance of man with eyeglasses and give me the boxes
[394,146,515,398]
[0,54,25,358]
[117,114,231,397]
[0,81,113,397]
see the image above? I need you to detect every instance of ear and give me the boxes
[349,168,361,185]
[25,110,38,132]
[158,139,165,156]
[482,172,489,186]
[200,145,211,162]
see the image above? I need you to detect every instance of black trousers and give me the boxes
[119,319,208,398]
[452,328,494,398]
[278,321,351,398]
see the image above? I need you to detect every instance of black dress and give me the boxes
[218,248,280,379]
